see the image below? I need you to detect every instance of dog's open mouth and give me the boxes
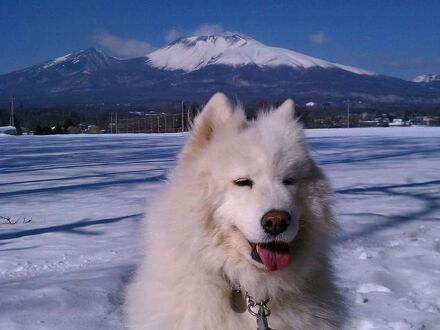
[249,241,291,272]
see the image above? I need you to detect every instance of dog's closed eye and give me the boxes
[283,178,297,186]
[233,178,253,188]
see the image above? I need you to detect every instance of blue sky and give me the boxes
[1,0,439,79]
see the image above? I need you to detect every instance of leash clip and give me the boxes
[245,293,274,330]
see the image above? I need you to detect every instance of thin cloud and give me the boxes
[371,54,440,68]
[94,31,155,58]
[310,31,328,45]
[164,24,224,43]
[407,56,440,67]
[165,28,185,43]
[193,24,224,36]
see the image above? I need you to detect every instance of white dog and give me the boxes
[125,93,346,329]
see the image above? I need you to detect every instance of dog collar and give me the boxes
[223,273,275,329]
[229,287,274,330]
[245,292,274,330]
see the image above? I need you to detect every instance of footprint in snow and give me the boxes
[357,283,391,294]
[387,319,413,330]
[433,240,440,253]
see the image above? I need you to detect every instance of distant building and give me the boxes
[1,96,17,135]
[79,123,89,131]
[420,116,434,126]
[129,111,145,116]
[0,126,17,135]
[389,119,407,127]
[359,120,381,127]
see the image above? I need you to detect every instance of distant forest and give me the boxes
[1,102,439,134]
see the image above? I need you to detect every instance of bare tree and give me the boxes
[1,215,32,225]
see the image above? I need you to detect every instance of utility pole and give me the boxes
[346,102,350,129]
[110,112,115,133]
[115,112,118,134]
[9,96,14,127]
[187,105,191,128]
[164,115,167,133]
[181,101,185,133]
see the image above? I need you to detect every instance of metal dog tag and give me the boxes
[230,289,246,313]
[256,305,274,330]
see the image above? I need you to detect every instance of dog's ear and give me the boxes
[276,99,295,120]
[180,93,234,162]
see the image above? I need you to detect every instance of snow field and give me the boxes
[0,128,439,329]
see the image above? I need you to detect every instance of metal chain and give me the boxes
[245,292,271,317]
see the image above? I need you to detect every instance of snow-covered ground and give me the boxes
[0,128,439,330]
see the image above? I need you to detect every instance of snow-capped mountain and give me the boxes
[0,48,121,95]
[146,32,374,75]
[413,74,440,83]
[20,48,119,75]
[0,32,439,106]
[0,48,127,104]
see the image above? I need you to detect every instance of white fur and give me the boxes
[125,93,346,329]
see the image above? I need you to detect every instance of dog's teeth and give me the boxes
[251,246,263,263]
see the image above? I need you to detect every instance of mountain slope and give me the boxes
[0,48,174,104]
[162,64,439,105]
[145,33,373,75]
[0,48,120,100]
[413,74,440,83]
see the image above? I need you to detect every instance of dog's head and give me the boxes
[177,93,335,275]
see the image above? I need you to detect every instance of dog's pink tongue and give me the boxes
[256,244,291,271]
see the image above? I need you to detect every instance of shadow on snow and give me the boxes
[0,213,143,241]
[335,179,440,242]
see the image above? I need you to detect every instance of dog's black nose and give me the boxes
[261,210,291,236]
